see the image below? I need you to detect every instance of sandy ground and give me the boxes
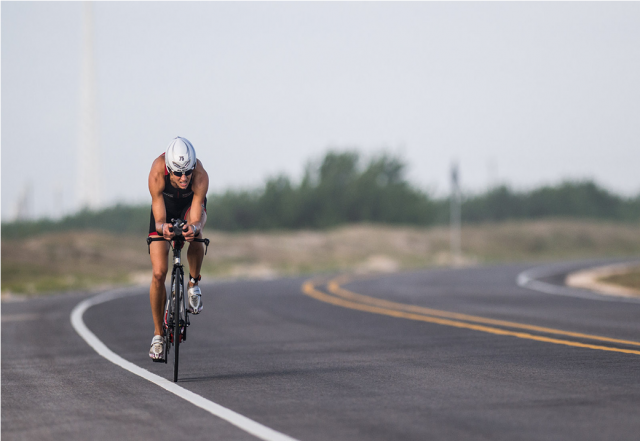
[566,262,640,297]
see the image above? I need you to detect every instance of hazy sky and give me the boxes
[2,2,640,220]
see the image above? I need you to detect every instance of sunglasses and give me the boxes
[171,168,194,177]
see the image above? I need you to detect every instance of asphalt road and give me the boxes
[3,260,640,440]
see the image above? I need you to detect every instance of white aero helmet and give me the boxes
[165,137,196,173]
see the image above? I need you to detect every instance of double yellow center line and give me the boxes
[302,274,640,355]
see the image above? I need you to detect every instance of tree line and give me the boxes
[4,150,640,239]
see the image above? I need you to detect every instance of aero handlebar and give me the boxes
[146,218,210,255]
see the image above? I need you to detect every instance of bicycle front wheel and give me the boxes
[173,267,182,382]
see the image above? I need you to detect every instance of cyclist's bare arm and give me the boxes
[149,156,174,240]
[184,159,209,242]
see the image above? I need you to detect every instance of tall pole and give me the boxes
[13,183,32,221]
[77,1,102,210]
[450,162,461,266]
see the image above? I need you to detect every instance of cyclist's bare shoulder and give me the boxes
[149,155,166,194]
[192,159,209,195]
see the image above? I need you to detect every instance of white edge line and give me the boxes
[70,289,299,441]
[516,264,640,304]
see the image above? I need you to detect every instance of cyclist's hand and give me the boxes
[162,223,175,240]
[183,224,196,242]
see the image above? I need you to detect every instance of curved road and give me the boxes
[3,260,640,440]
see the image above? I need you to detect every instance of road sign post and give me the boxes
[450,163,461,266]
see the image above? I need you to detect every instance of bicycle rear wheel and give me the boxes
[173,267,182,382]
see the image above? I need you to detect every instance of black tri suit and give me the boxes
[148,163,207,236]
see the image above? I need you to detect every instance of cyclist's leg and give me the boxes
[185,202,208,287]
[150,240,169,336]
[184,203,207,314]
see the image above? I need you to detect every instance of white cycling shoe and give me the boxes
[187,285,203,314]
[149,335,165,361]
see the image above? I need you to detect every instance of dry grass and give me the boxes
[459,219,640,261]
[3,219,640,295]
[1,231,151,294]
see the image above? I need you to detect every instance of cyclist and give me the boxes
[148,136,209,360]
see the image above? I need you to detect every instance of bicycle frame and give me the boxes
[166,238,187,333]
